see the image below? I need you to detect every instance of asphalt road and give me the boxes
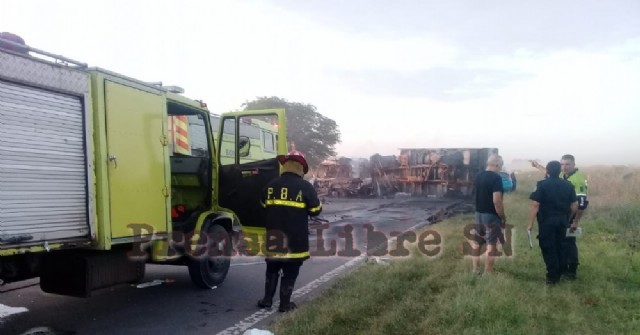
[0,197,463,335]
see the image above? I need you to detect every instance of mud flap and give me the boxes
[40,249,144,297]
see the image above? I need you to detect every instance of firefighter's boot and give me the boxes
[257,272,279,308]
[278,277,297,312]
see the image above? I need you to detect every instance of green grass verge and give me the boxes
[270,171,640,335]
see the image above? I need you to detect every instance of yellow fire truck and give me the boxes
[0,35,287,296]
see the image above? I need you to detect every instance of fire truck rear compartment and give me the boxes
[0,52,92,249]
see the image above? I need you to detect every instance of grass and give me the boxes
[269,167,640,335]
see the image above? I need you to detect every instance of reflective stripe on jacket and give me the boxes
[260,172,322,259]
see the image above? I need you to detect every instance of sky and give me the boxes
[3,0,640,166]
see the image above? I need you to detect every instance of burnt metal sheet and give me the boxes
[371,148,498,197]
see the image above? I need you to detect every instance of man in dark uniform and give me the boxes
[527,161,578,284]
[532,154,588,279]
[257,150,322,312]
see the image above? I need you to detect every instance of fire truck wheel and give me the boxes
[188,224,231,289]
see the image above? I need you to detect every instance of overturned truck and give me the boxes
[370,148,499,197]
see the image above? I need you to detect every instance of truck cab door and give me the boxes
[216,109,287,232]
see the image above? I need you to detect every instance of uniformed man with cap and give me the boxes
[527,161,578,284]
[257,150,322,312]
[532,154,588,279]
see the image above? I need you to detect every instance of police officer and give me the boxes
[257,150,322,312]
[560,154,588,280]
[532,154,588,279]
[527,161,578,284]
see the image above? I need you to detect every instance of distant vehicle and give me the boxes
[499,170,517,192]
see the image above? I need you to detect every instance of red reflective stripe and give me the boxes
[175,127,188,137]
[176,138,189,150]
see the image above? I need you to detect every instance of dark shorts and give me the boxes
[474,212,502,245]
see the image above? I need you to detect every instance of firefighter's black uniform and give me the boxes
[530,170,577,284]
[257,171,322,312]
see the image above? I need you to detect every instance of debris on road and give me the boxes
[0,303,28,318]
[135,280,163,288]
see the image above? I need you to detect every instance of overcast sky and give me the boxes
[3,0,639,165]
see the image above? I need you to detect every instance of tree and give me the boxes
[242,96,341,167]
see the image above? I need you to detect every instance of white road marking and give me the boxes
[216,211,441,335]
[216,256,365,335]
[0,303,28,319]
[230,261,265,267]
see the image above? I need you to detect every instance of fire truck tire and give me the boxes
[188,224,231,289]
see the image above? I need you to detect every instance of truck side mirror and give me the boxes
[239,136,250,157]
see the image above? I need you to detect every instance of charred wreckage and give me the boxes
[311,148,516,198]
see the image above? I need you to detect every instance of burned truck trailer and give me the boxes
[370,148,498,197]
[313,157,371,197]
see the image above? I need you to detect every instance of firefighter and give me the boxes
[257,150,322,312]
[528,161,578,284]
